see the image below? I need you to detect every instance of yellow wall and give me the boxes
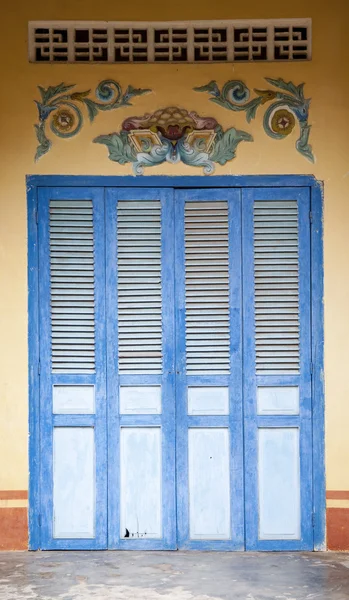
[0,0,348,494]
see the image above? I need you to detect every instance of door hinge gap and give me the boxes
[38,360,41,376]
[309,211,313,224]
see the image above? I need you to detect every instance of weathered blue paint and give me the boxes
[255,416,301,428]
[28,182,41,551]
[105,188,176,550]
[311,181,326,551]
[243,187,313,551]
[36,187,107,550]
[256,375,300,386]
[37,188,52,550]
[175,188,244,551]
[228,188,245,550]
[27,174,319,189]
[52,415,96,427]
[28,175,325,552]
[105,188,119,549]
[51,374,95,384]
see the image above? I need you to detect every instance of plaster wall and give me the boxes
[0,0,348,549]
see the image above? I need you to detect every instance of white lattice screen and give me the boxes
[28,19,312,63]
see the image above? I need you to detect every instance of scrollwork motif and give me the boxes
[34,81,151,161]
[194,77,314,162]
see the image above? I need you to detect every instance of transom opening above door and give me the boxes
[28,19,312,63]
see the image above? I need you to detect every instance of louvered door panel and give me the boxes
[38,187,107,550]
[49,200,95,373]
[243,187,313,552]
[117,201,162,374]
[184,202,230,375]
[253,201,299,375]
[106,188,176,550]
[176,189,244,551]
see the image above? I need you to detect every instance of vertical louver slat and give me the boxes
[253,200,300,374]
[185,202,230,375]
[50,200,95,373]
[117,201,162,374]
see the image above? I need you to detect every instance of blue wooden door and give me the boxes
[35,183,314,551]
[105,188,176,549]
[242,187,313,550]
[174,189,244,550]
[38,186,107,549]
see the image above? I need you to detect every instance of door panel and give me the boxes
[38,187,107,550]
[175,189,244,550]
[188,427,231,540]
[258,427,301,540]
[242,187,313,550]
[53,427,95,539]
[36,184,314,551]
[120,427,162,539]
[106,188,176,550]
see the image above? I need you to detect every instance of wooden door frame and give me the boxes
[27,174,325,551]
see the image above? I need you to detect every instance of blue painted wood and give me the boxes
[27,174,319,189]
[241,190,257,551]
[105,187,176,550]
[28,175,325,552]
[175,188,244,551]
[37,188,53,550]
[256,375,300,387]
[185,416,230,427]
[119,415,162,426]
[53,415,96,427]
[297,188,314,552]
[91,190,108,550]
[104,188,119,549]
[158,188,177,550]
[228,188,245,550]
[28,182,41,551]
[119,375,162,385]
[174,191,187,550]
[52,374,95,385]
[242,186,314,551]
[311,181,326,551]
[256,416,300,428]
[185,375,230,386]
[37,187,107,550]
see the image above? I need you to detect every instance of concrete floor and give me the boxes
[0,551,349,600]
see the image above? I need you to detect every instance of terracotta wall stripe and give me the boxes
[0,490,28,500]
[326,490,349,500]
[0,507,28,550]
[327,507,349,551]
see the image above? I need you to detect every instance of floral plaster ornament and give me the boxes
[34,81,151,161]
[194,77,314,162]
[94,107,253,175]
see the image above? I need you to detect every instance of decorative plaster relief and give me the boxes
[94,107,252,174]
[194,77,314,162]
[34,80,151,161]
[33,76,313,170]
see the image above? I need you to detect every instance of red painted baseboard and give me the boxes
[0,492,348,551]
[0,508,28,550]
[327,507,349,551]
